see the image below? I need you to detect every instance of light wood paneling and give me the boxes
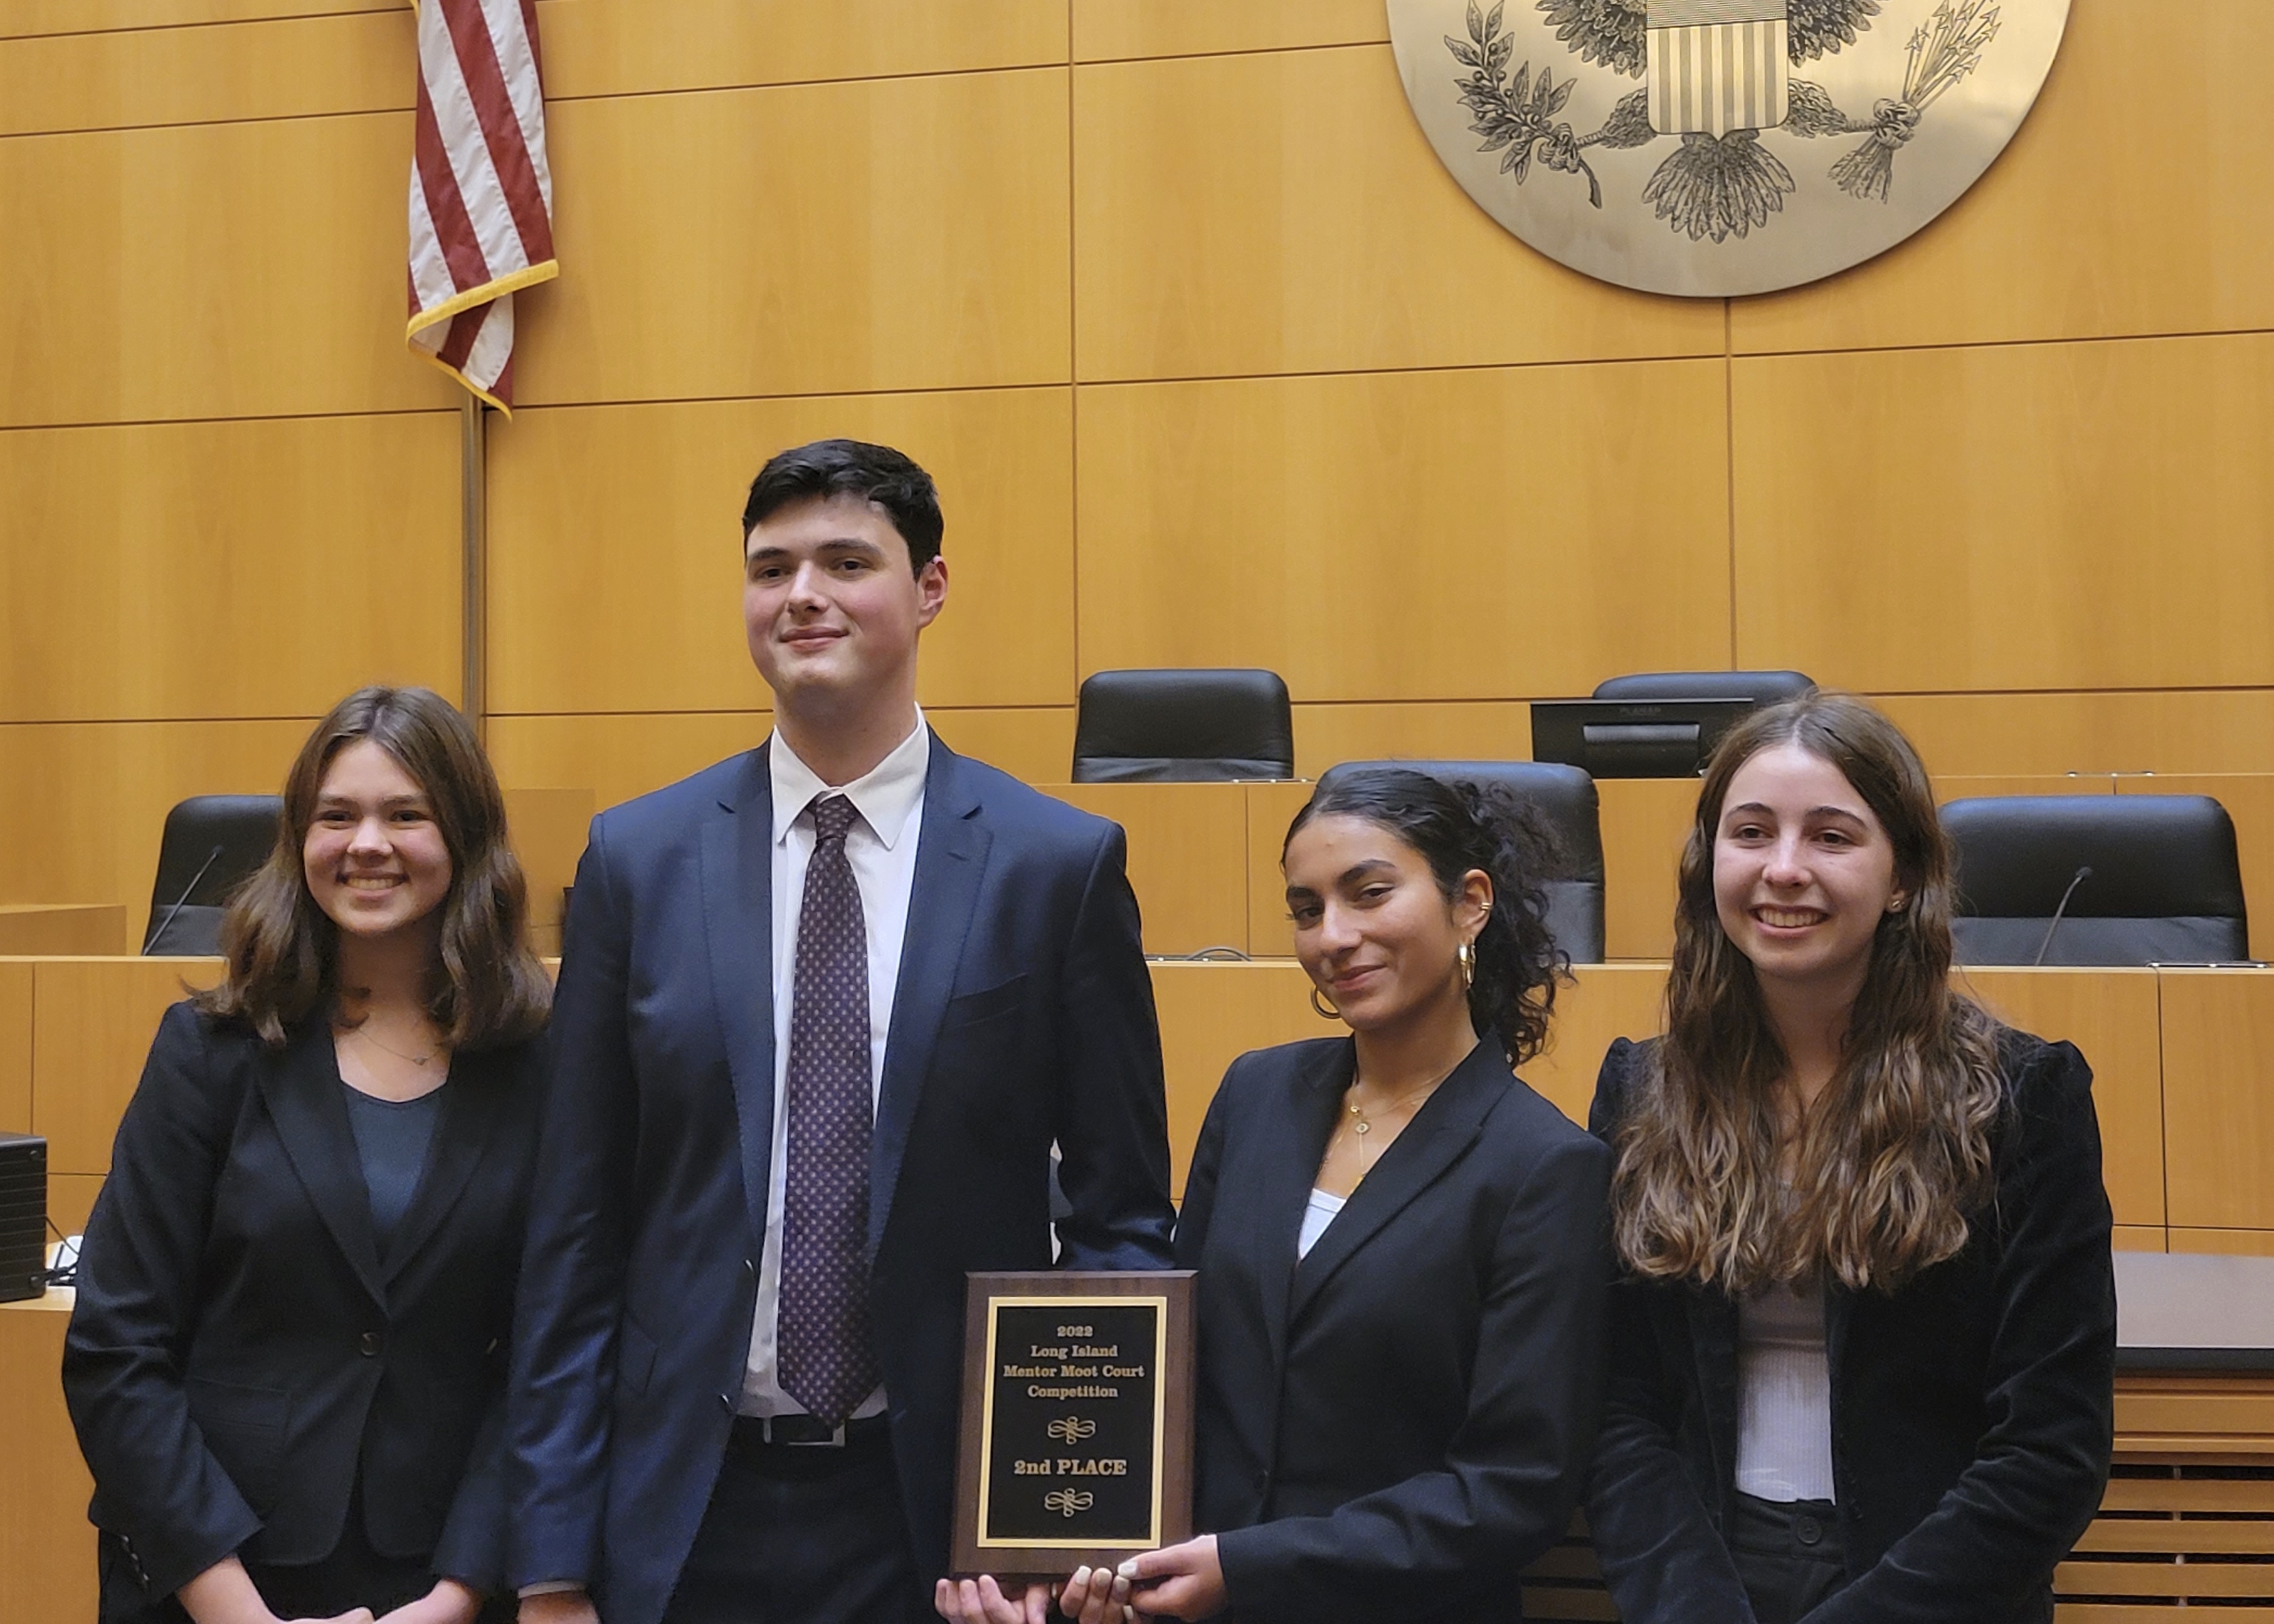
[1734,336,2274,693]
[1074,0,1387,61]
[539,0,1067,98]
[502,788,595,957]
[0,1291,93,1624]
[1599,778,1694,962]
[1072,46,1723,381]
[0,112,457,426]
[487,390,1074,714]
[1962,968,2166,1228]
[1077,363,1733,698]
[2112,1226,2166,1253]
[1150,960,1317,1198]
[0,0,388,35]
[1938,774,2118,800]
[0,413,459,722]
[2163,970,2274,1230]
[0,961,28,1134]
[0,907,125,956]
[1733,0,2274,356]
[0,9,408,137]
[928,709,1076,789]
[2113,1376,2274,1454]
[2171,1229,2274,1258]
[1881,692,2274,779]
[49,1173,100,1236]
[0,720,310,951]
[33,957,222,1178]
[1244,781,1314,954]
[1525,962,1666,1126]
[1046,783,1250,956]
[1292,703,1535,779]
[489,712,767,816]
[2113,775,2274,962]
[514,71,1071,406]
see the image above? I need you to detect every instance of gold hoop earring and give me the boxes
[1457,939,1476,993]
[1310,986,1342,1021]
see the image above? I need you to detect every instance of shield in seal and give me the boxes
[1647,0,1790,138]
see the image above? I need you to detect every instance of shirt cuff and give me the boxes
[519,1579,587,1597]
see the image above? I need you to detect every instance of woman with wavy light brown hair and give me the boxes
[66,687,549,1624]
[1584,692,2114,1624]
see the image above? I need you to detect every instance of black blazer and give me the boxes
[1584,1030,2116,1624]
[1174,1036,1614,1624]
[63,1003,544,1621]
[506,740,1176,1624]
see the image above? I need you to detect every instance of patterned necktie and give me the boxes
[778,793,882,1423]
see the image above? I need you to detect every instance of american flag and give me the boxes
[405,0,556,413]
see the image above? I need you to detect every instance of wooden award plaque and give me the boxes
[950,1270,1197,1582]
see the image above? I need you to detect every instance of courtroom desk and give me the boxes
[0,903,128,956]
[0,1285,93,1624]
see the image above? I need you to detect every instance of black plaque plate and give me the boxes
[951,1271,1195,1581]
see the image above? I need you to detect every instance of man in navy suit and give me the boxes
[509,440,1176,1624]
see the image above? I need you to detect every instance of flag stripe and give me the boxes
[414,71,495,293]
[443,0,552,264]
[418,8,521,282]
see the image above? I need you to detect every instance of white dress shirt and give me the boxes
[739,711,930,1416]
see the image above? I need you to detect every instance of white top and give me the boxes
[739,712,931,1418]
[1296,1187,1347,1260]
[1733,1278,1837,1503]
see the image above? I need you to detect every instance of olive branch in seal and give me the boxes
[1447,0,1605,208]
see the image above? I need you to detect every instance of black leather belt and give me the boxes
[732,1412,891,1450]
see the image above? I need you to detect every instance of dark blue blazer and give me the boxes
[63,1004,542,1621]
[505,739,1176,1623]
[1177,1036,1613,1623]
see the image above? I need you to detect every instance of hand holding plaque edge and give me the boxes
[1118,1535,1225,1620]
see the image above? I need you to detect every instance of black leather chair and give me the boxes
[1942,795,2248,966]
[1072,668,1294,783]
[1313,760,1605,964]
[144,795,283,954]
[1592,670,1816,704]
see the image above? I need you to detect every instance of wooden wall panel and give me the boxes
[0,0,388,34]
[1047,783,1250,956]
[1599,778,1694,961]
[1733,335,2274,693]
[33,957,223,1177]
[0,1296,94,1624]
[0,720,312,949]
[1525,962,1666,1125]
[1074,0,1387,61]
[539,0,1066,98]
[0,413,460,722]
[2163,971,2274,1230]
[2170,1229,2274,1257]
[0,9,406,137]
[0,112,456,426]
[1072,46,1721,382]
[1076,363,1733,699]
[0,961,28,1134]
[1291,702,1534,779]
[0,906,128,954]
[2112,1227,2166,1253]
[928,710,1076,789]
[1964,968,2166,1228]
[1733,0,2274,356]
[487,389,1074,714]
[513,70,1071,406]
[1881,692,2274,779]
[1150,961,1316,1198]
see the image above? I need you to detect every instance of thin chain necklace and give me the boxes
[341,1020,443,1068]
[1344,1070,1450,1137]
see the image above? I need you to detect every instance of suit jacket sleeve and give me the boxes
[507,818,642,1588]
[1802,1040,2115,1624]
[1582,1038,1760,1624]
[1168,1062,1235,1270]
[1047,819,1175,1271]
[1214,1131,1614,1621]
[61,1004,265,1602]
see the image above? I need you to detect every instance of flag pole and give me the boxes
[460,392,487,744]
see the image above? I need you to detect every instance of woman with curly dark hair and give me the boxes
[974,766,1613,1624]
[1585,692,2114,1624]
[65,686,552,1624]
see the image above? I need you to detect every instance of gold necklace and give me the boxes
[342,1021,443,1068]
[1344,1072,1447,1137]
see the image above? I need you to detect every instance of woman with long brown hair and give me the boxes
[1585,692,2114,1623]
[65,687,552,1624]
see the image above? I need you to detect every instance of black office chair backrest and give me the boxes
[1311,760,1606,964]
[1942,794,2248,966]
[1592,670,1816,705]
[1072,668,1294,783]
[145,794,283,954]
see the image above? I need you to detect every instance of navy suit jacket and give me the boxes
[64,1005,542,1621]
[505,738,1175,1623]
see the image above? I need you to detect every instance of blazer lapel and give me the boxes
[1685,1280,1743,1514]
[702,746,778,1256]
[870,740,989,1255]
[256,1026,386,1309]
[379,1048,515,1281]
[1285,1041,1502,1326]
[1254,1043,1350,1376]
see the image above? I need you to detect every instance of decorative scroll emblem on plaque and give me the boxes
[1388,0,2070,295]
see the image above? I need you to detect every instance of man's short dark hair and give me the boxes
[741,438,944,572]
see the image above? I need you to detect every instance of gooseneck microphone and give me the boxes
[2032,865,2093,967]
[142,843,225,954]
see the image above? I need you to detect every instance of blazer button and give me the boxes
[359,1330,382,1357]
